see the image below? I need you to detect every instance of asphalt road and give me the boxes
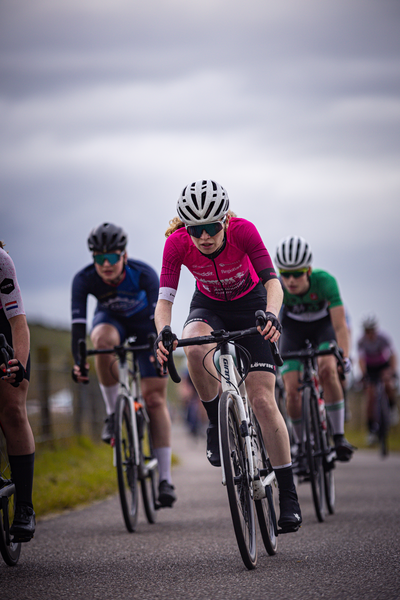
[3,424,400,600]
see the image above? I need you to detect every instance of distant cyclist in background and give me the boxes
[0,241,35,541]
[71,223,176,507]
[275,235,354,462]
[357,314,399,444]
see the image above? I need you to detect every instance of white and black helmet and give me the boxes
[362,314,378,330]
[275,235,313,270]
[177,180,230,226]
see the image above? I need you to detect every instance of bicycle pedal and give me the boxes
[11,534,34,543]
[277,524,301,535]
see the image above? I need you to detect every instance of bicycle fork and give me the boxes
[218,353,272,499]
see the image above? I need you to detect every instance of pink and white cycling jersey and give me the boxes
[0,248,25,320]
[159,218,277,302]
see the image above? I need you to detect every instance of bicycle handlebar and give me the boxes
[162,310,283,385]
[0,333,14,367]
[77,335,162,383]
[281,340,345,376]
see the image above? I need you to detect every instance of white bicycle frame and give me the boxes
[217,347,276,501]
[113,349,157,475]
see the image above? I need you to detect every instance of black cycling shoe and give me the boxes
[10,505,36,542]
[334,434,355,462]
[206,423,221,467]
[278,490,302,533]
[101,413,115,444]
[158,480,176,508]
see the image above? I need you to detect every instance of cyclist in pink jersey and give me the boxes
[0,242,35,541]
[154,180,302,533]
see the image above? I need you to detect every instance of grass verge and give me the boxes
[33,437,117,518]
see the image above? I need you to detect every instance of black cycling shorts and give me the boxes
[184,283,276,375]
[366,361,390,383]
[92,310,158,379]
[279,314,336,375]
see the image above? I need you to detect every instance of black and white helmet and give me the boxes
[362,314,378,330]
[176,180,230,225]
[275,235,313,270]
[87,223,127,253]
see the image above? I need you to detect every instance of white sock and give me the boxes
[99,383,119,416]
[153,447,172,485]
[326,399,345,436]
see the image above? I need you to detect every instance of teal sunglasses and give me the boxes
[93,253,122,266]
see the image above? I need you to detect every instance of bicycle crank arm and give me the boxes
[253,471,276,501]
[139,458,158,478]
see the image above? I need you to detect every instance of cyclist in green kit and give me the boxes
[275,235,354,463]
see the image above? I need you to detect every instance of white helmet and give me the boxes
[275,235,313,270]
[177,180,230,226]
[362,314,378,330]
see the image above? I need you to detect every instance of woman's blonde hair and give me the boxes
[165,210,237,238]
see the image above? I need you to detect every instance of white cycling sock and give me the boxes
[99,383,119,416]
[326,399,345,435]
[153,447,172,484]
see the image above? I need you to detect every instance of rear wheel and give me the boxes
[219,392,257,570]
[323,414,336,514]
[253,417,278,556]
[139,408,158,524]
[0,427,21,566]
[115,395,139,532]
[303,387,326,522]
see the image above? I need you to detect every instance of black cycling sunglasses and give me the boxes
[279,269,308,279]
[186,220,225,239]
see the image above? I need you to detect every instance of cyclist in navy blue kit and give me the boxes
[71,223,176,507]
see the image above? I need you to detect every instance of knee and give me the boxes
[1,400,26,429]
[318,362,336,386]
[251,394,277,421]
[144,389,166,412]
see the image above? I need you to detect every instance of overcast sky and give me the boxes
[1,0,400,365]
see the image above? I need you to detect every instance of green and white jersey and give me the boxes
[281,268,343,322]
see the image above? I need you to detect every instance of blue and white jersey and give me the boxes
[71,258,159,326]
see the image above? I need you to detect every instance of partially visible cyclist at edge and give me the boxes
[275,235,354,463]
[357,314,399,444]
[154,180,302,533]
[71,223,176,507]
[0,241,36,541]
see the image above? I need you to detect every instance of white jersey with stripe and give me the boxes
[0,248,26,320]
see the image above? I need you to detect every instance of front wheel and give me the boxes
[115,395,139,532]
[253,417,278,556]
[303,387,326,522]
[139,408,158,524]
[0,428,21,566]
[219,392,257,570]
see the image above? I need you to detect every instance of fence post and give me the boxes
[37,346,52,440]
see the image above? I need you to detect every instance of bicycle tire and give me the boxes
[323,415,336,514]
[139,409,158,524]
[253,418,278,556]
[303,387,326,522]
[219,391,258,570]
[115,395,139,532]
[0,427,21,566]
[377,383,390,457]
